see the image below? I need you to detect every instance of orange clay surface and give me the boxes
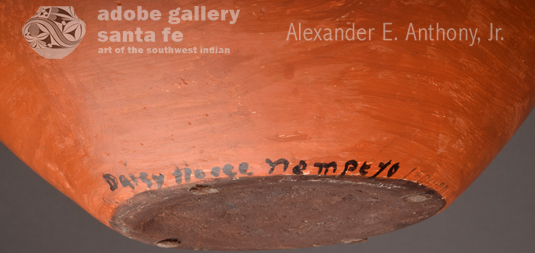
[1,0,535,236]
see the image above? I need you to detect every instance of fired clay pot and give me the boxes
[1,0,535,250]
[22,6,86,59]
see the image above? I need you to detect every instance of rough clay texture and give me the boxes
[0,0,534,249]
[111,176,445,250]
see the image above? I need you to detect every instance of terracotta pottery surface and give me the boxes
[1,0,534,250]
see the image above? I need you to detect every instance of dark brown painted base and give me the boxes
[110,176,445,250]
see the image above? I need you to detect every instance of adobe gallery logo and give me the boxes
[22,6,86,59]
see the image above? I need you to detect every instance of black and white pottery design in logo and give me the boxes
[22,6,86,59]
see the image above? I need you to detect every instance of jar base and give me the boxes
[110,175,445,250]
